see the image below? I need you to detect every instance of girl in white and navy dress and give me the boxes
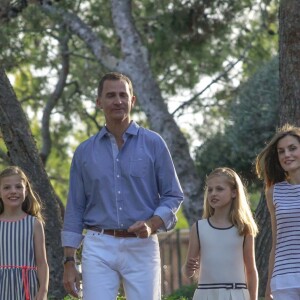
[183,167,259,300]
[256,124,300,300]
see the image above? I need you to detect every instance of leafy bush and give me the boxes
[194,57,279,191]
[163,284,197,300]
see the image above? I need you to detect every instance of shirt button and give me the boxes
[118,191,121,194]
[117,175,120,178]
[119,207,122,210]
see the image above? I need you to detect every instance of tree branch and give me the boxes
[111,0,149,68]
[171,44,252,116]
[41,3,119,70]
[40,26,70,165]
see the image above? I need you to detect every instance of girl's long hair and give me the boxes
[256,124,300,188]
[203,167,258,236]
[0,166,44,223]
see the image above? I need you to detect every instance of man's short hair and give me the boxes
[97,72,134,97]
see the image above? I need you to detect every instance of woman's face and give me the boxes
[277,135,300,174]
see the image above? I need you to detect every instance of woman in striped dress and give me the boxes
[256,124,300,300]
[0,166,48,300]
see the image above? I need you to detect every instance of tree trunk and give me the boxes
[110,0,203,223]
[255,0,300,296]
[279,0,300,126]
[0,68,65,299]
[255,192,272,297]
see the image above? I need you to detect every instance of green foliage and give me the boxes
[194,57,279,190]
[175,207,189,229]
[63,293,126,300]
[249,190,262,210]
[163,284,196,300]
[242,0,279,77]
[133,0,274,95]
[0,0,278,199]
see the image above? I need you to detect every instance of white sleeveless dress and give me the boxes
[192,218,250,300]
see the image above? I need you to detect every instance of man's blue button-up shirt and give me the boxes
[62,122,184,248]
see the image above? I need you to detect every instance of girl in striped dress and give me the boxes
[256,124,300,300]
[0,166,48,300]
[182,167,258,300]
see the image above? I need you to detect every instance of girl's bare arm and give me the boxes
[182,222,200,278]
[265,186,276,300]
[244,234,258,300]
[34,219,49,300]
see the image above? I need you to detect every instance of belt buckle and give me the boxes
[226,283,234,289]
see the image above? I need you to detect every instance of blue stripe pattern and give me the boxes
[273,182,300,278]
[0,215,38,299]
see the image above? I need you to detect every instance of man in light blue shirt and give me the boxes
[62,72,183,300]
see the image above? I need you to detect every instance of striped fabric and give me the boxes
[0,214,38,300]
[273,181,300,278]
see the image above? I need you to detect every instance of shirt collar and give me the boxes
[98,121,139,140]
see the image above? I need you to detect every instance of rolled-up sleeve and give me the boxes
[61,149,86,248]
[153,138,184,231]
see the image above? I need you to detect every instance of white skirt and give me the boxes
[192,288,250,300]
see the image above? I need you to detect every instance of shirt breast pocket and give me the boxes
[130,157,148,178]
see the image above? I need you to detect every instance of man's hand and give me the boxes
[128,220,152,238]
[128,216,164,238]
[63,261,81,298]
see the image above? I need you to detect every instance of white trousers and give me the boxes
[272,288,300,300]
[81,230,161,300]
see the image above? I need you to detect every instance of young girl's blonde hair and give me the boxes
[256,124,300,188]
[203,167,258,237]
[0,166,44,223]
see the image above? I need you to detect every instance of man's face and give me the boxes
[97,79,136,123]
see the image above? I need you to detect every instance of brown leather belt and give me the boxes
[86,226,137,238]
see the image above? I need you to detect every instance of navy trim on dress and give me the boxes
[197,283,247,290]
[196,220,200,249]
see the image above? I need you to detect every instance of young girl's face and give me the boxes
[206,175,236,210]
[0,175,27,210]
[277,135,300,173]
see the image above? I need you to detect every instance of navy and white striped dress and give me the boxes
[271,181,300,291]
[0,214,39,300]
